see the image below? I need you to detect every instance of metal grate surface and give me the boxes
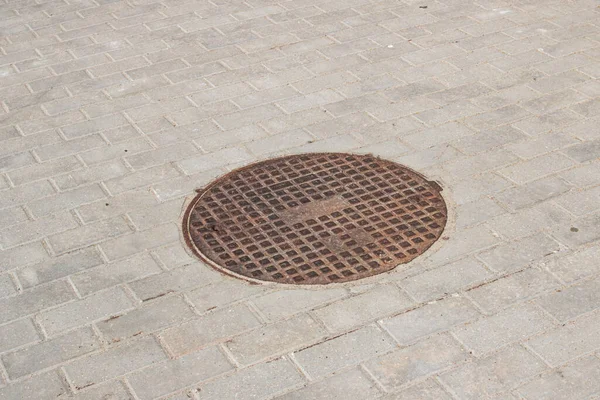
[183,153,447,285]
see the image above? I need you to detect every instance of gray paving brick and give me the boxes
[39,286,135,336]
[8,156,83,186]
[0,211,78,249]
[61,114,130,139]
[275,367,380,400]
[246,129,314,155]
[425,225,500,266]
[365,334,469,390]
[546,244,600,284]
[313,284,414,332]
[516,356,600,400]
[478,234,561,273]
[487,202,572,240]
[197,358,304,400]
[294,325,396,378]
[440,345,546,400]
[186,280,265,314]
[227,314,326,365]
[0,280,75,324]
[0,241,49,274]
[386,380,452,400]
[453,304,554,356]
[160,304,261,357]
[537,275,600,322]
[126,142,199,171]
[28,184,107,217]
[0,371,67,399]
[68,381,133,400]
[494,176,572,210]
[77,188,158,223]
[64,336,167,389]
[128,262,221,302]
[2,327,100,378]
[0,273,16,298]
[552,212,600,248]
[128,346,233,400]
[178,147,253,175]
[48,216,133,254]
[252,288,347,321]
[0,319,40,353]
[17,247,103,289]
[468,267,559,313]
[401,257,493,301]
[98,295,195,343]
[381,296,480,345]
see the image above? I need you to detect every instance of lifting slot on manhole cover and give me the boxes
[182,153,448,285]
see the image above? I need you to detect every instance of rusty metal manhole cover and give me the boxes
[183,153,447,285]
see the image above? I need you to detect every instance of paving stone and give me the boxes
[494,176,572,210]
[196,358,304,400]
[424,225,500,266]
[0,371,67,399]
[401,257,493,301]
[38,286,135,336]
[498,153,575,184]
[64,336,167,389]
[546,244,600,283]
[294,325,396,378]
[71,253,162,296]
[0,318,40,353]
[381,296,480,345]
[486,203,572,240]
[160,304,261,357]
[453,304,554,356]
[48,216,133,254]
[186,280,265,314]
[252,288,348,321]
[0,273,16,298]
[98,295,195,343]
[2,327,100,378]
[478,234,561,273]
[516,356,600,400]
[313,284,414,332]
[275,367,380,400]
[68,381,134,400]
[552,212,600,248]
[364,334,469,390]
[440,345,547,399]
[385,380,452,400]
[0,280,75,324]
[128,346,233,400]
[468,267,560,313]
[100,223,180,261]
[128,262,221,302]
[17,247,103,289]
[0,241,49,273]
[537,275,600,322]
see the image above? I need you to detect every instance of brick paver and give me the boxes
[0,0,599,399]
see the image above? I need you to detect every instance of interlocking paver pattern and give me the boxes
[0,0,600,398]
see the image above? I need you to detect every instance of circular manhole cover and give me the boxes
[183,153,447,285]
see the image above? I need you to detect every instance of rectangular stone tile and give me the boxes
[453,304,554,356]
[187,280,265,314]
[381,296,480,345]
[440,345,546,400]
[487,202,572,240]
[101,223,180,261]
[552,212,600,248]
[104,164,181,194]
[562,140,600,163]
[34,134,107,161]
[17,247,103,289]
[424,225,500,266]
[275,367,380,400]
[79,138,153,165]
[252,288,347,321]
[294,325,396,378]
[77,188,158,223]
[463,105,531,130]
[559,162,600,188]
[402,121,474,150]
[401,258,493,302]
[61,114,130,139]
[386,380,452,400]
[494,176,572,210]
[195,125,268,152]
[227,314,326,365]
[0,371,67,399]
[546,244,600,283]
[477,234,560,273]
[0,241,49,273]
[128,346,233,400]
[8,156,83,186]
[313,284,414,332]
[0,280,75,324]
[71,253,162,296]
[555,185,600,217]
[67,381,133,400]
[0,211,78,249]
[98,295,195,343]
[537,275,600,322]
[197,358,304,400]
[0,273,16,298]
[128,262,221,302]
[125,142,199,170]
[160,304,261,357]
[39,286,135,336]
[152,168,223,202]
[28,184,107,217]
[178,147,253,175]
[2,327,100,379]
[0,319,40,353]
[245,129,313,155]
[364,334,469,390]
[498,153,575,184]
[48,216,133,254]
[516,356,600,400]
[64,336,167,389]
[468,267,559,313]
[213,104,284,130]
[521,89,589,115]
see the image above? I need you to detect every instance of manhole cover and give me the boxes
[183,153,447,285]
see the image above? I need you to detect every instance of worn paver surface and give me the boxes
[1,0,600,398]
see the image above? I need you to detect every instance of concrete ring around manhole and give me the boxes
[182,153,448,285]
